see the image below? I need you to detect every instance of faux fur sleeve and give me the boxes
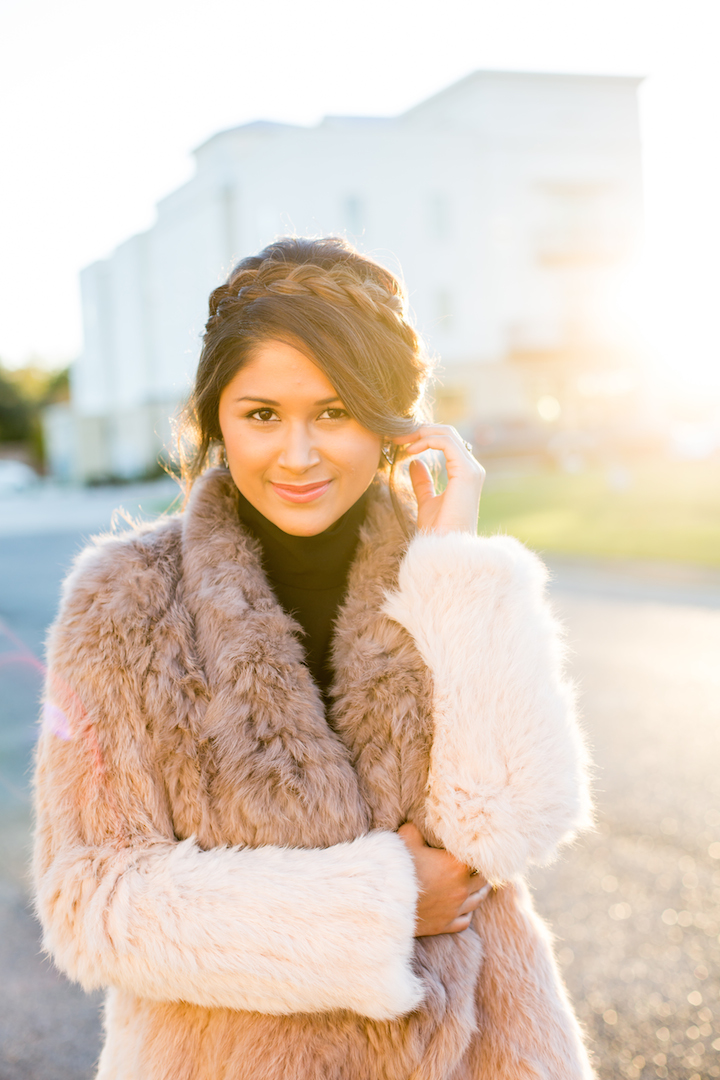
[383,530,592,883]
[33,539,423,1021]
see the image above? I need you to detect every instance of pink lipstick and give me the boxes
[270,480,332,504]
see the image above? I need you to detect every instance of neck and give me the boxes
[236,487,370,586]
[235,485,371,700]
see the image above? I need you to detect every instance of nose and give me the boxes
[277,421,322,473]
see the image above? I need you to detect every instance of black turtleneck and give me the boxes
[236,488,370,701]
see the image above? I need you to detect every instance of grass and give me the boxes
[143,458,720,566]
[477,459,720,566]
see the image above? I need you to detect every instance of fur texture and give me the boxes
[382,531,592,883]
[36,832,422,1018]
[33,468,594,1079]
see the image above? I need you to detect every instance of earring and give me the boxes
[381,443,394,465]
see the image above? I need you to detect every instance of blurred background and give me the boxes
[1,1,719,1078]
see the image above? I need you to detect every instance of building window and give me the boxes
[535,182,616,265]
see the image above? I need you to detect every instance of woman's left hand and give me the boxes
[393,425,485,536]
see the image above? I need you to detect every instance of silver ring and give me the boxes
[463,440,473,454]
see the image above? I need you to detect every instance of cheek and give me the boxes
[222,424,271,476]
[335,432,383,478]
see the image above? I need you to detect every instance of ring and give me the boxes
[462,440,473,453]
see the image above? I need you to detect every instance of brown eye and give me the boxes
[250,408,277,422]
[320,408,348,420]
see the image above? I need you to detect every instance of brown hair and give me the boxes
[179,236,432,523]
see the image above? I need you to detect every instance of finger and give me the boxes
[408,458,436,507]
[393,424,467,453]
[445,912,473,934]
[396,428,483,479]
[397,821,425,846]
[394,423,462,442]
[449,858,483,884]
[458,883,492,915]
[395,424,467,447]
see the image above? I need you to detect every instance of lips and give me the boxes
[270,480,332,504]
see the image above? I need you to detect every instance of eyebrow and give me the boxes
[234,396,343,407]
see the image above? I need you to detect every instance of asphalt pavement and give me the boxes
[0,489,719,1080]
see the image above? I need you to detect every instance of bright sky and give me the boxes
[1,0,719,398]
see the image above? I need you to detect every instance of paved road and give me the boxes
[0,529,104,1080]
[1,514,719,1080]
[530,585,720,1080]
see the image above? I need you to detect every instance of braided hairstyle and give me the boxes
[180,236,432,521]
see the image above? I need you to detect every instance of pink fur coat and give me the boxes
[33,468,594,1079]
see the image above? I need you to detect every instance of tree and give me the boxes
[0,365,32,442]
[0,361,71,466]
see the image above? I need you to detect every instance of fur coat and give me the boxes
[33,467,594,1080]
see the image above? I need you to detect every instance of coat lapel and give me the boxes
[329,483,438,838]
[178,468,370,848]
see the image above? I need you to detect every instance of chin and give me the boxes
[276,511,337,536]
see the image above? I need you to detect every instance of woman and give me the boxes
[34,237,594,1079]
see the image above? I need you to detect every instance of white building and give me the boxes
[57,69,643,481]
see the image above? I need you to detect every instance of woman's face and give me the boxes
[218,340,383,536]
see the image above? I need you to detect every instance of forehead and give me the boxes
[230,340,338,399]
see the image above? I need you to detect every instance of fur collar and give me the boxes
[161,468,435,849]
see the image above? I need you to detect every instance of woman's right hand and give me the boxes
[398,822,491,936]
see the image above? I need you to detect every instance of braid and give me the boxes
[207,254,418,352]
[183,236,433,529]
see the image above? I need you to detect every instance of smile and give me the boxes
[270,480,332,504]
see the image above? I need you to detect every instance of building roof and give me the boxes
[194,68,645,155]
[402,67,644,120]
[194,119,300,155]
